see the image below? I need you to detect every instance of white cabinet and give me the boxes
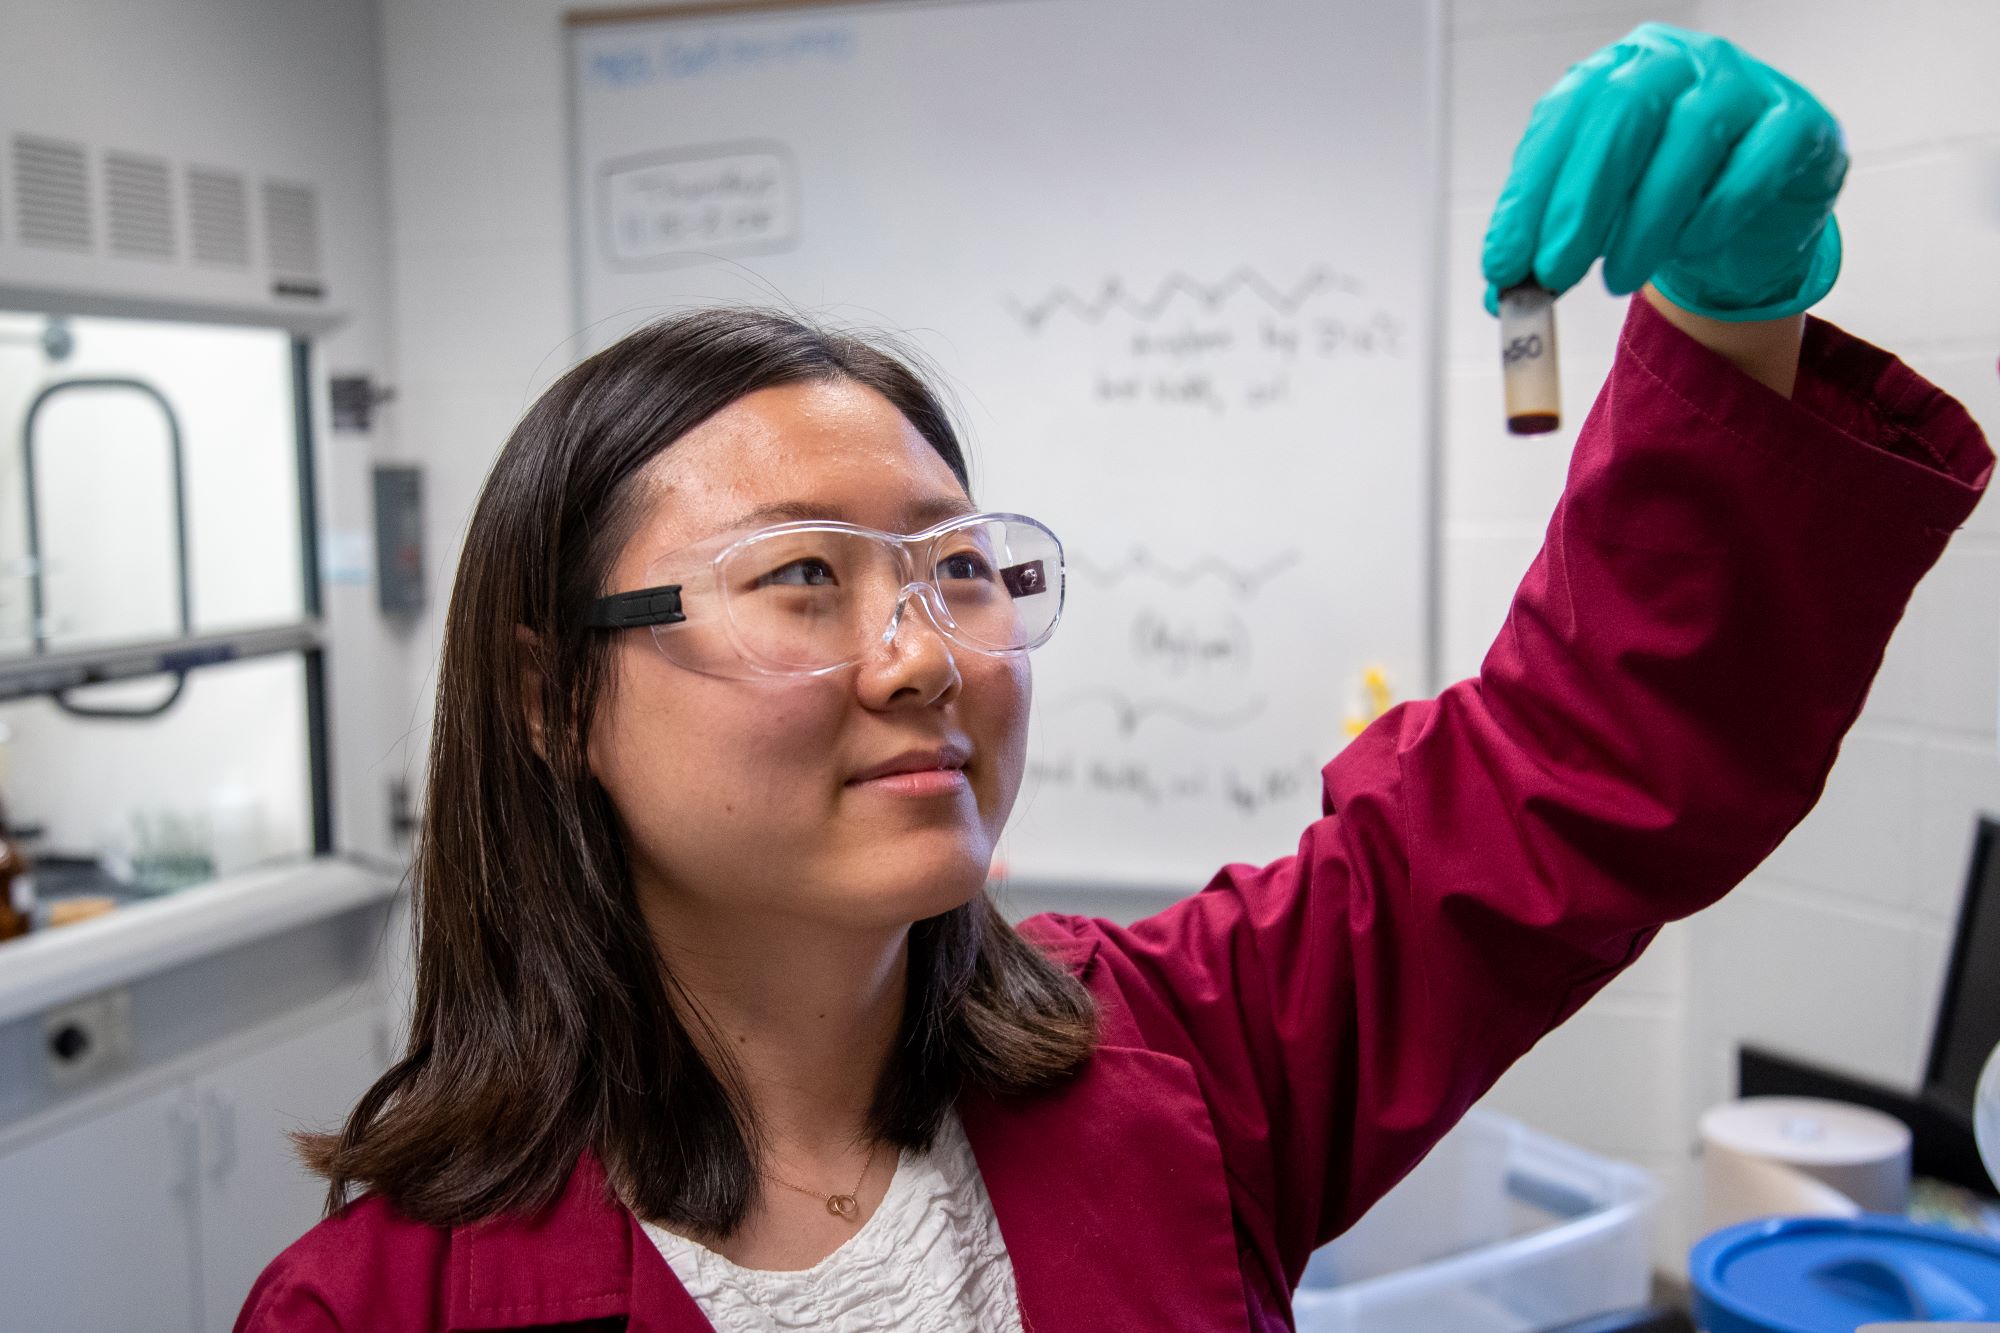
[0,1080,204,1332]
[0,1003,390,1332]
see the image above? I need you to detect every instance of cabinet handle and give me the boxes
[169,1094,200,1208]
[203,1088,238,1184]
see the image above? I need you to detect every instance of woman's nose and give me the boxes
[859,583,961,704]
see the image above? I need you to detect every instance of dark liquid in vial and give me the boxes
[1507,412,1559,435]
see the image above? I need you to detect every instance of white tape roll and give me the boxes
[1698,1096,1912,1235]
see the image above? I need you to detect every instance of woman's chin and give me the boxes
[856,846,992,919]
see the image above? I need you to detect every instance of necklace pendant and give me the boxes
[826,1193,858,1219]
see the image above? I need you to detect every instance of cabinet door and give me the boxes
[196,1007,389,1332]
[0,1081,203,1333]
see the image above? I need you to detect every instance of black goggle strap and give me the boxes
[587,585,686,629]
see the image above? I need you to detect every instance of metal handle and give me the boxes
[167,1092,201,1208]
[21,375,194,719]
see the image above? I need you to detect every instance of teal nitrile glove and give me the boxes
[1481,22,1847,323]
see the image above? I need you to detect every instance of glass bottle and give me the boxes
[0,797,33,941]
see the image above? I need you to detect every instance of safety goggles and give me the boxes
[588,510,1064,679]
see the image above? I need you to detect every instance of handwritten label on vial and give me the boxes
[1498,284,1560,435]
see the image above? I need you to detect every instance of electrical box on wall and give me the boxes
[372,464,423,616]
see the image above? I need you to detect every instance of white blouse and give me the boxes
[638,1107,1025,1332]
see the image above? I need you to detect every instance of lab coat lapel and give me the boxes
[958,1016,1252,1329]
[445,1151,641,1330]
[442,1157,718,1331]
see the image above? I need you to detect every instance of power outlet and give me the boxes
[44,988,134,1089]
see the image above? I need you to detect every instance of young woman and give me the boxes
[239,24,1990,1333]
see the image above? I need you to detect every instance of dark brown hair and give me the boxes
[297,307,1100,1236]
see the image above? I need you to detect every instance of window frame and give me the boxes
[0,318,333,856]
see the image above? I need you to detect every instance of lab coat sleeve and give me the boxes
[1058,293,1993,1291]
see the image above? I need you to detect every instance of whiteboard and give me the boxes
[568,0,1442,892]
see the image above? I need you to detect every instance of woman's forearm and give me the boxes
[1640,281,1806,399]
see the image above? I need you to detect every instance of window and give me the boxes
[0,309,326,901]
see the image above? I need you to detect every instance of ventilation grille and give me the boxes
[187,166,250,267]
[261,179,319,279]
[0,131,325,304]
[105,152,175,259]
[13,135,92,250]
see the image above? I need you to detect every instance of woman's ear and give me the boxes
[516,624,549,762]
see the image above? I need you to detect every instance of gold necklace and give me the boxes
[756,1139,879,1219]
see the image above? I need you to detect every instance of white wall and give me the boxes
[0,0,418,872]
[377,0,2000,1275]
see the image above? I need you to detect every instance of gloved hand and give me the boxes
[1481,23,1847,323]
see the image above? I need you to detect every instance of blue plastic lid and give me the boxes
[1690,1215,2000,1333]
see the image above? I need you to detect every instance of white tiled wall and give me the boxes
[377,0,2000,1278]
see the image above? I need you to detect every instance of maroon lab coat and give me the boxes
[236,294,1993,1331]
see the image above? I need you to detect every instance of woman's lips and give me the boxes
[846,767,969,796]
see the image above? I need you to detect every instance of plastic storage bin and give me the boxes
[1293,1108,1662,1333]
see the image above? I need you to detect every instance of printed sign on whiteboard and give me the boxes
[598,141,800,268]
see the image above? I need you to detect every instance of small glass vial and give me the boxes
[1499,283,1560,435]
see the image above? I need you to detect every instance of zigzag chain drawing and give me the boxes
[1007,265,1365,333]
[1067,548,1301,597]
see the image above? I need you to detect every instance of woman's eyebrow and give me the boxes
[717,495,977,531]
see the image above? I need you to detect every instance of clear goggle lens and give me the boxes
[651,514,1062,678]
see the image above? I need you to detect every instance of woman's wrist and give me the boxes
[1640,281,1806,399]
